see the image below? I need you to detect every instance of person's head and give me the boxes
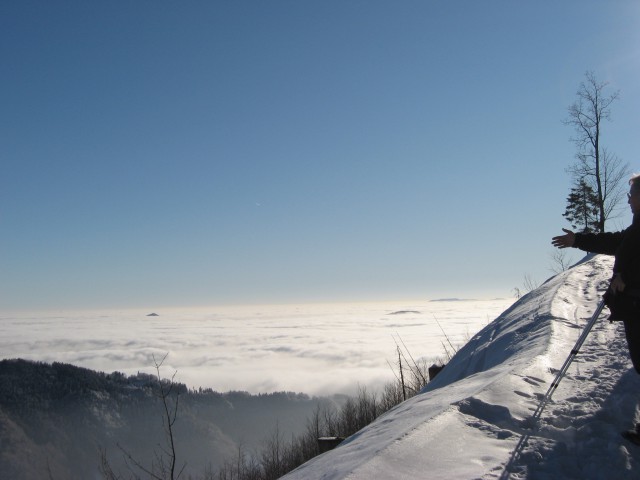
[628,174,640,214]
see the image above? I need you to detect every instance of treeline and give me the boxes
[0,355,438,480]
[213,364,430,480]
[0,359,342,480]
[0,359,185,409]
[216,385,401,480]
[100,370,430,480]
[103,352,433,480]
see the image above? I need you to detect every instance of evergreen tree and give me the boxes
[563,178,599,233]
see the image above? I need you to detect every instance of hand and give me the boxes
[551,229,575,249]
[610,273,626,294]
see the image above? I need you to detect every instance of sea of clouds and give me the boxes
[1,299,513,395]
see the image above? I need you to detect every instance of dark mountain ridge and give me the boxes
[0,359,342,479]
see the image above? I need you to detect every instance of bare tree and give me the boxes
[549,249,573,274]
[152,354,183,480]
[101,354,185,480]
[564,71,629,232]
[522,273,539,293]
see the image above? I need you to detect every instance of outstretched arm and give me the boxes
[551,228,575,249]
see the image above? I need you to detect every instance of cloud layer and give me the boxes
[1,299,512,395]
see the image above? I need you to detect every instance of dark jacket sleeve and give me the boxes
[612,223,640,281]
[574,231,626,256]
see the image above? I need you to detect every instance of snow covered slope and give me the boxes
[283,254,640,479]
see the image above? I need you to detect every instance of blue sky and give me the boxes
[2,1,640,310]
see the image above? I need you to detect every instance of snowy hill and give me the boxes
[283,254,640,479]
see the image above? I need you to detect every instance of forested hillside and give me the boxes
[0,359,342,479]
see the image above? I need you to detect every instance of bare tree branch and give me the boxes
[564,71,628,232]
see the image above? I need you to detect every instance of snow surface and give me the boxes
[283,254,640,479]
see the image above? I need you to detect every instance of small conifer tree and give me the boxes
[563,178,600,233]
